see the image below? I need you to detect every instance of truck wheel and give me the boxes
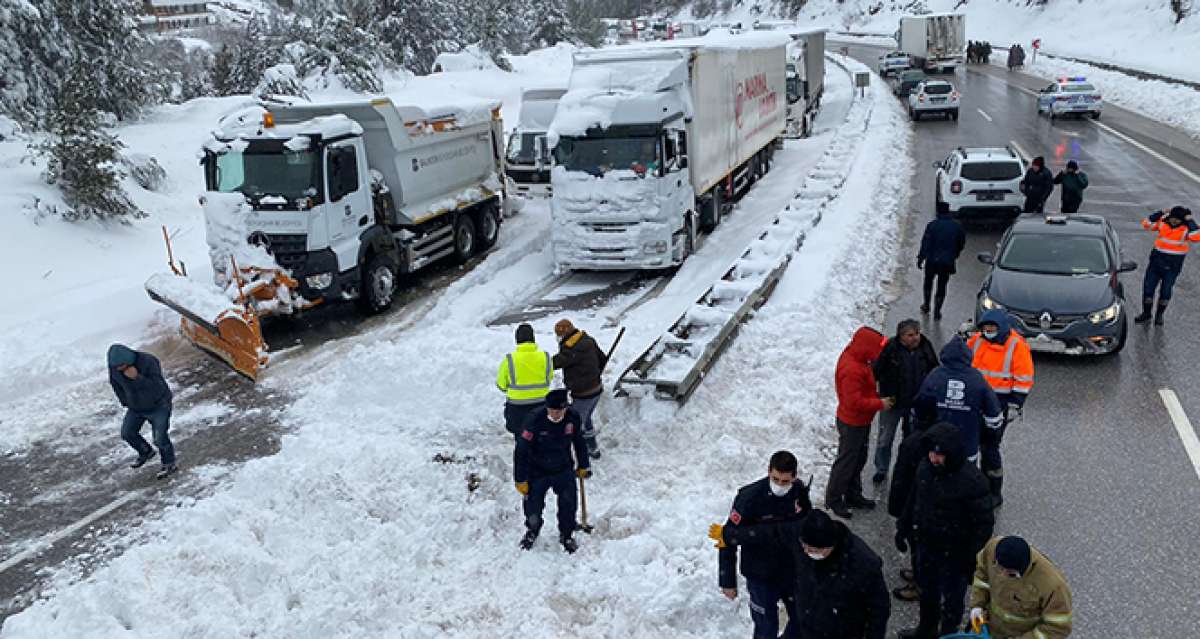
[452,214,476,263]
[474,203,500,251]
[702,190,722,232]
[357,254,397,314]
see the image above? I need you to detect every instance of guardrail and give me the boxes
[614,54,874,402]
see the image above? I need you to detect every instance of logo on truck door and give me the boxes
[734,72,778,131]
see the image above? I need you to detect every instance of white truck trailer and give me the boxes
[897,13,966,73]
[547,33,788,271]
[147,97,507,379]
[505,88,566,199]
[784,27,826,138]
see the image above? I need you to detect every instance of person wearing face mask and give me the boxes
[896,423,995,639]
[1134,206,1200,325]
[967,309,1033,508]
[968,536,1073,638]
[513,389,591,553]
[108,344,177,479]
[707,450,812,639]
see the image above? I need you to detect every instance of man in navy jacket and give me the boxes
[514,389,591,553]
[108,344,176,479]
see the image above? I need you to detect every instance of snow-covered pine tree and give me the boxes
[30,68,144,222]
[285,9,384,93]
[0,0,53,124]
[470,0,517,70]
[213,17,279,96]
[377,0,464,74]
[528,0,577,49]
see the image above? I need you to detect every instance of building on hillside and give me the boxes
[139,0,214,32]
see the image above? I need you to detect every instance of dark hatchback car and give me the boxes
[893,70,928,98]
[975,214,1137,355]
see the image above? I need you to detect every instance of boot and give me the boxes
[828,498,853,519]
[1154,301,1167,326]
[919,301,930,314]
[559,534,578,554]
[988,475,1004,509]
[584,435,601,459]
[933,295,945,321]
[892,583,921,602]
[1134,298,1153,324]
[130,448,157,469]
[155,464,178,480]
[519,528,539,550]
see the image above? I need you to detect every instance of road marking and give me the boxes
[1009,139,1033,163]
[976,108,993,122]
[1159,389,1200,482]
[0,491,141,574]
[1085,199,1143,206]
[1089,120,1200,186]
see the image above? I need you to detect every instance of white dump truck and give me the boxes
[897,13,966,72]
[784,27,826,138]
[547,33,788,271]
[505,88,566,199]
[146,97,507,379]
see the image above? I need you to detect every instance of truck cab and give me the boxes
[505,88,566,199]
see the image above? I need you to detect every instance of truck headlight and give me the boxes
[1088,302,1120,325]
[306,273,334,290]
[980,292,1003,311]
[643,241,668,254]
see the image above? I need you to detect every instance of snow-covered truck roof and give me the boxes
[517,88,567,131]
[550,49,692,141]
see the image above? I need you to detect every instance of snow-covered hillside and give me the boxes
[679,0,1200,83]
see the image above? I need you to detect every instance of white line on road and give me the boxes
[1158,389,1200,482]
[1085,199,1144,206]
[976,108,993,122]
[1090,120,1200,186]
[1009,139,1033,163]
[0,491,141,575]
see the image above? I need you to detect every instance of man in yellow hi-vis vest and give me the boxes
[498,323,552,437]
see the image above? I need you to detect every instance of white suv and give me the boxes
[908,80,960,121]
[933,147,1026,220]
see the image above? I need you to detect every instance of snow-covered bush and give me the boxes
[29,71,144,223]
[122,153,168,192]
[254,64,308,100]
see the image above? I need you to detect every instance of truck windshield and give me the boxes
[506,133,544,165]
[212,148,319,202]
[554,135,660,177]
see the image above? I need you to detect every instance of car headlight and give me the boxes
[306,273,334,290]
[980,292,1003,311]
[643,241,668,254]
[1088,302,1120,324]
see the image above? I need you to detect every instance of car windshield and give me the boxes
[902,72,926,81]
[554,135,660,177]
[506,132,545,164]
[1063,83,1097,92]
[961,161,1023,181]
[999,233,1110,275]
[213,148,318,201]
[924,84,953,95]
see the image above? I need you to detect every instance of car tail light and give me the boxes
[952,91,960,99]
[951,180,962,194]
[1092,94,1102,102]
[1055,96,1069,102]
[918,94,925,103]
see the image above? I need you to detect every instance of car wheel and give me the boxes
[452,214,476,263]
[936,197,949,215]
[356,253,397,314]
[1092,111,1101,120]
[1109,318,1128,355]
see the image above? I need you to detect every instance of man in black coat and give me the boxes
[886,418,938,602]
[552,319,608,457]
[896,423,996,638]
[514,389,591,553]
[1020,156,1054,214]
[721,509,890,639]
[917,209,966,320]
[710,450,812,639]
[107,344,177,479]
[871,319,938,484]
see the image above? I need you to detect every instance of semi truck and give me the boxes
[505,88,566,199]
[146,97,507,379]
[897,13,966,73]
[784,27,826,138]
[547,33,788,271]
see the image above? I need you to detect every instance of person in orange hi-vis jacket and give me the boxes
[966,309,1033,509]
[1134,206,1200,325]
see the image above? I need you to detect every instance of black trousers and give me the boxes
[922,267,951,309]
[914,543,973,637]
[826,419,871,505]
[523,469,577,537]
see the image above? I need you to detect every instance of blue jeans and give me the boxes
[873,406,908,475]
[746,578,798,639]
[571,394,601,439]
[1143,252,1183,302]
[121,404,175,465]
[523,469,577,537]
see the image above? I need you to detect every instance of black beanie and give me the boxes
[515,323,535,344]
[1066,160,1078,170]
[995,536,1031,573]
[1167,206,1191,221]
[800,510,839,548]
[545,388,570,409]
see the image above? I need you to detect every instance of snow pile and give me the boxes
[199,192,298,315]
[144,272,239,324]
[433,44,500,72]
[617,55,873,394]
[548,50,690,142]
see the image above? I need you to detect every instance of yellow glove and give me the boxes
[576,468,592,479]
[515,482,529,495]
[708,523,726,548]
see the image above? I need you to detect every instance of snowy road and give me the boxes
[841,43,1200,636]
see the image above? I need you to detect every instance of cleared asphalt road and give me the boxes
[841,42,1200,636]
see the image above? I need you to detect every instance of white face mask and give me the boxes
[547,410,565,423]
[806,551,828,561]
[769,481,791,497]
[983,329,999,340]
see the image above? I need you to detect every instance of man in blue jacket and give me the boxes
[917,210,965,321]
[107,344,176,479]
[514,389,591,553]
[911,337,1003,463]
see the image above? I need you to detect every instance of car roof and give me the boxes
[1009,214,1108,236]
[957,147,1020,161]
[921,80,954,87]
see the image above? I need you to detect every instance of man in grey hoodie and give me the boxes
[108,344,176,479]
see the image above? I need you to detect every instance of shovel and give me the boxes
[577,475,595,534]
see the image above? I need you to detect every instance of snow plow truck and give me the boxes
[146,97,508,380]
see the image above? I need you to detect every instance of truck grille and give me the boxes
[259,233,307,271]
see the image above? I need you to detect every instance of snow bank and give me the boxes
[433,44,499,72]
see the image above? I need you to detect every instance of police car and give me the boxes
[877,51,911,76]
[975,214,1137,355]
[1036,77,1103,119]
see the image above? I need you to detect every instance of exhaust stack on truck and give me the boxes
[547,32,789,271]
[146,97,507,380]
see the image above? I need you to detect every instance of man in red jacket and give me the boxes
[826,326,894,519]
